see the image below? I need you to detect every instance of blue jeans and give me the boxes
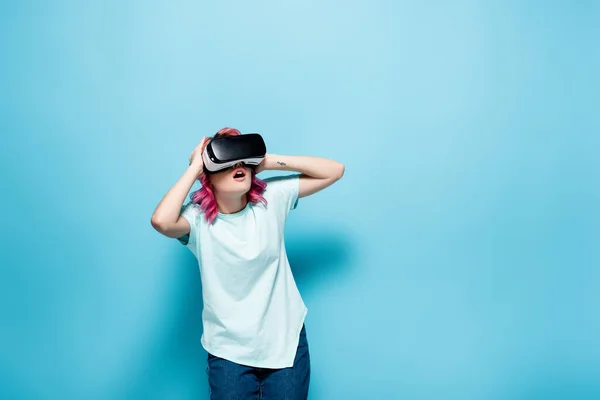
[206,324,311,400]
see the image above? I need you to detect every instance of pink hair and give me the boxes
[190,127,267,223]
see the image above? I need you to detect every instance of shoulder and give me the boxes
[263,174,300,197]
[180,202,204,224]
[261,174,300,212]
[181,201,201,214]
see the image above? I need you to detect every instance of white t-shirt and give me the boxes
[177,173,308,368]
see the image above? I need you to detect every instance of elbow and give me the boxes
[151,215,166,232]
[334,163,345,180]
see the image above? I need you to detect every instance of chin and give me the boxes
[224,183,251,196]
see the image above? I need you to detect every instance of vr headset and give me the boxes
[202,133,267,173]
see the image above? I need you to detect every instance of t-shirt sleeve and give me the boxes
[176,202,201,256]
[263,174,300,220]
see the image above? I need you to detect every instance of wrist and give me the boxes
[266,154,288,170]
[188,163,204,178]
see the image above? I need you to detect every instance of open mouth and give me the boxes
[232,168,246,181]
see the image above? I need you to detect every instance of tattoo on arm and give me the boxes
[277,161,287,167]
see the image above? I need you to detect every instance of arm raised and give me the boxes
[151,138,206,238]
[257,154,344,198]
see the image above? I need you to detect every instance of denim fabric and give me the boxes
[206,325,310,400]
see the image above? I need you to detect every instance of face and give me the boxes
[208,162,253,197]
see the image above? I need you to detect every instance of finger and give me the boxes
[199,138,208,151]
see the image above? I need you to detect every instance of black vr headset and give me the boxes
[202,133,267,174]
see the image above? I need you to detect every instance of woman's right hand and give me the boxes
[189,136,208,177]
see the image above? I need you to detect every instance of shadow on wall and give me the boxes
[119,229,354,399]
[286,229,355,289]
[119,249,207,399]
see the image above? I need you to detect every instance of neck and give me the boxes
[215,194,248,215]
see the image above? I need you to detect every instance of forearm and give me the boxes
[262,154,344,180]
[151,164,203,225]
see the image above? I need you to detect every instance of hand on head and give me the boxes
[189,136,208,175]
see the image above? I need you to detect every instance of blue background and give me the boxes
[1,1,599,399]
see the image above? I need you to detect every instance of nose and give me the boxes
[233,161,244,169]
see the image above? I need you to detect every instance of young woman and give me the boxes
[150,127,344,399]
